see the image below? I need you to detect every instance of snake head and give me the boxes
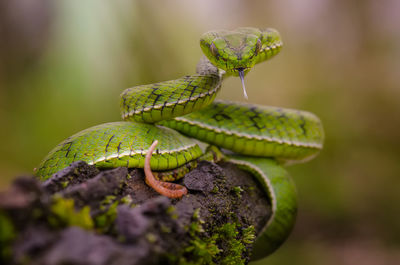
[200,27,282,76]
[200,27,282,98]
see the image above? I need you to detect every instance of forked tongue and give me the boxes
[238,69,248,99]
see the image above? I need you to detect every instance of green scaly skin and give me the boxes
[35,27,324,260]
[160,100,323,161]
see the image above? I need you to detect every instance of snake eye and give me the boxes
[210,42,218,57]
[255,39,262,55]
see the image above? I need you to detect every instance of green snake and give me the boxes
[35,27,324,260]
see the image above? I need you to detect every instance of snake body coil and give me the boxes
[35,27,324,260]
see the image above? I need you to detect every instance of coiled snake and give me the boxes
[35,27,324,259]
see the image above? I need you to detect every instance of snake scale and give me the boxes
[35,27,324,260]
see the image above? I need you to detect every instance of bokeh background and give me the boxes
[1,0,399,264]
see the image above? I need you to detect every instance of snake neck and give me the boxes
[196,56,226,79]
[120,57,224,124]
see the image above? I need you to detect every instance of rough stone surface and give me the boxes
[0,160,271,265]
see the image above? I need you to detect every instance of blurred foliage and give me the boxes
[0,0,399,264]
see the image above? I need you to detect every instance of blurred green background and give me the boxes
[1,0,399,264]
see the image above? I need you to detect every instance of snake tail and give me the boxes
[227,155,297,260]
[145,140,188,198]
[153,145,223,182]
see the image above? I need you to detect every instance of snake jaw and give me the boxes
[237,68,248,100]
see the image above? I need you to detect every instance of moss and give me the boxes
[211,185,219,194]
[182,234,221,265]
[95,195,135,232]
[242,225,256,245]
[169,207,256,265]
[120,195,133,205]
[183,208,256,265]
[100,195,117,209]
[160,223,172,233]
[232,186,244,198]
[61,181,69,189]
[0,211,16,260]
[94,201,119,231]
[169,208,220,265]
[217,223,245,265]
[188,209,205,237]
[48,196,94,230]
[167,205,179,220]
[146,233,157,244]
[49,194,134,234]
[192,208,201,222]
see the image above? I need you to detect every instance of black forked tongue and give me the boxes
[237,68,248,99]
